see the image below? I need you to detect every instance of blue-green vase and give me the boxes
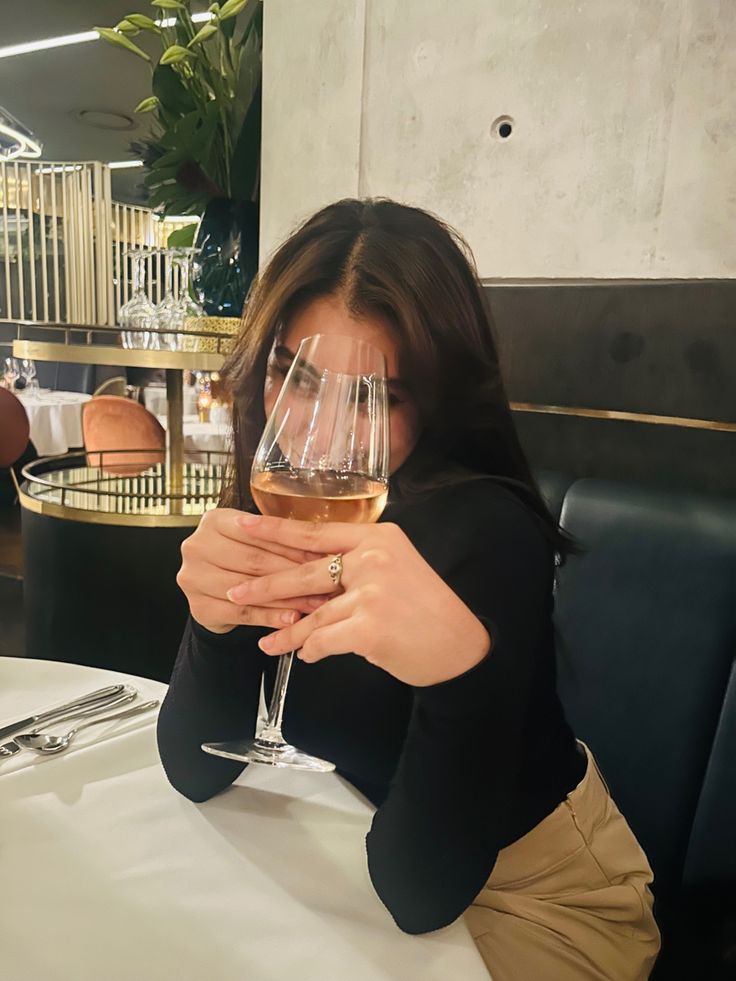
[192,198,259,318]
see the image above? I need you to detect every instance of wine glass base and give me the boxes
[202,737,335,772]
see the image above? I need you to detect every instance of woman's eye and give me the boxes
[291,366,319,393]
[268,360,289,379]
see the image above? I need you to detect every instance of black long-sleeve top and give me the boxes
[157,478,585,934]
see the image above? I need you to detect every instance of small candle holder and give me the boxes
[197,390,212,423]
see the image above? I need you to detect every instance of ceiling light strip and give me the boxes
[0,13,212,60]
[0,31,98,60]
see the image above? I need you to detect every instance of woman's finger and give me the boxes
[183,566,324,616]
[298,618,361,664]
[237,512,370,556]
[209,508,322,563]
[189,597,302,632]
[227,551,348,607]
[258,590,357,656]
[192,538,304,579]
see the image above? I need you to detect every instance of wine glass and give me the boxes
[119,250,156,350]
[3,357,20,390]
[20,358,38,397]
[202,333,390,771]
[172,247,205,352]
[156,248,192,352]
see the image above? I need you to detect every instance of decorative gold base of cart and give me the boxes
[19,459,213,680]
[21,451,228,528]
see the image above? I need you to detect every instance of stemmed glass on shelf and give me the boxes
[202,333,390,771]
[171,247,204,352]
[119,249,156,351]
[154,248,180,352]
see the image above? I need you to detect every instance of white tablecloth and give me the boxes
[0,658,489,981]
[17,391,91,456]
[158,412,231,454]
[144,384,198,417]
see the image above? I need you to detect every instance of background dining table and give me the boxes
[157,412,231,455]
[16,390,91,456]
[0,657,490,981]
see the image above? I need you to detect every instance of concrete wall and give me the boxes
[260,0,736,280]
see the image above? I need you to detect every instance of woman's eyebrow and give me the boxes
[276,343,405,388]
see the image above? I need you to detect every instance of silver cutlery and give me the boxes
[14,700,160,755]
[0,684,130,742]
[0,688,139,758]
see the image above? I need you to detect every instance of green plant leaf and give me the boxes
[151,145,188,169]
[160,43,195,64]
[166,223,198,248]
[146,182,180,209]
[163,191,206,216]
[233,0,262,52]
[229,79,261,202]
[150,0,186,9]
[208,2,221,13]
[94,27,151,61]
[159,109,205,151]
[188,22,218,46]
[134,95,160,113]
[124,13,161,32]
[217,15,235,40]
[152,62,196,114]
[144,165,180,186]
[114,19,140,35]
[229,15,261,136]
[219,0,248,20]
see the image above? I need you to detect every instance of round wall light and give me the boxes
[73,109,136,132]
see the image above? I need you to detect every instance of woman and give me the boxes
[158,198,660,979]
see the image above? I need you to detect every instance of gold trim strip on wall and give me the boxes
[511,402,736,434]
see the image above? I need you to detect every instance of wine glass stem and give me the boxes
[132,252,143,294]
[259,650,296,744]
[165,255,174,298]
[180,256,190,298]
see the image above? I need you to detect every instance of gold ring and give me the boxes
[327,554,343,587]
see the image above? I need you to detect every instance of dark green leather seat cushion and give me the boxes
[553,479,736,900]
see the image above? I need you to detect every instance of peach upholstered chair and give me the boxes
[83,396,165,476]
[0,387,30,503]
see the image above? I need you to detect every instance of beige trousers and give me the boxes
[465,744,661,980]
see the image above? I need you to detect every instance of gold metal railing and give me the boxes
[20,450,230,528]
[0,159,191,326]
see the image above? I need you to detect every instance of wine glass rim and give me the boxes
[294,333,388,372]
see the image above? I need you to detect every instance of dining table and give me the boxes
[16,390,91,456]
[157,412,231,455]
[0,657,490,981]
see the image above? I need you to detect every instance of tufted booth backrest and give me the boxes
[535,473,736,906]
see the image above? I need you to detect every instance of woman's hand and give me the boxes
[177,508,325,635]
[226,514,491,686]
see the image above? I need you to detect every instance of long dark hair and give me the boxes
[222,197,569,552]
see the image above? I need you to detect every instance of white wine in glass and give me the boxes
[202,333,390,771]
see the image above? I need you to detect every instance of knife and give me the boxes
[0,687,139,758]
[0,684,129,742]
